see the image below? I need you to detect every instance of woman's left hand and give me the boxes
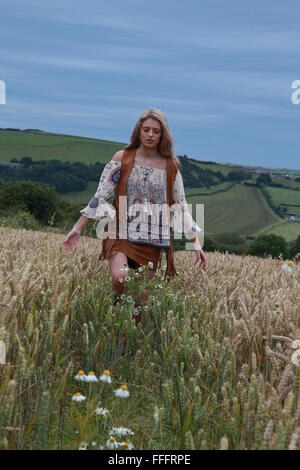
[194,247,207,270]
[192,236,207,270]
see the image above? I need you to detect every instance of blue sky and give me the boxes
[1,0,300,169]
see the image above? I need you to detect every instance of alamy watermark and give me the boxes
[0,80,6,104]
[291,80,300,104]
[0,340,5,364]
[95,197,204,250]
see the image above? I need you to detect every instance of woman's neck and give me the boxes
[136,145,161,161]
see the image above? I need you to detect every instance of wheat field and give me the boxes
[1,226,300,450]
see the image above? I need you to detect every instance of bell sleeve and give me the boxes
[171,169,202,240]
[80,160,121,221]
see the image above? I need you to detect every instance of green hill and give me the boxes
[186,183,281,237]
[0,129,125,164]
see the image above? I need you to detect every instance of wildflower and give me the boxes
[95,407,109,416]
[133,308,139,316]
[148,261,154,269]
[291,340,300,350]
[127,296,134,303]
[138,266,144,273]
[110,426,134,437]
[118,277,124,283]
[106,436,119,449]
[72,392,86,402]
[74,370,87,381]
[292,350,300,366]
[134,272,140,277]
[115,384,130,398]
[125,276,131,282]
[120,441,134,450]
[282,262,293,273]
[100,370,112,384]
[120,294,126,300]
[78,442,88,450]
[85,371,98,383]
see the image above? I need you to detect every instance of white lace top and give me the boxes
[80,160,201,248]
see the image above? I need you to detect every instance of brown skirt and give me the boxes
[99,238,162,273]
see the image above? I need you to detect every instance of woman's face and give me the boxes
[140,118,162,149]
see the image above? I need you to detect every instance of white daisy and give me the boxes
[119,441,134,450]
[127,296,134,303]
[106,436,119,449]
[292,340,300,349]
[78,442,88,450]
[282,263,292,273]
[124,276,131,282]
[292,350,300,366]
[72,392,86,402]
[99,370,112,384]
[95,407,109,416]
[74,370,87,381]
[85,371,98,382]
[110,426,134,437]
[114,385,130,398]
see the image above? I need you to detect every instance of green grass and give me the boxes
[266,186,300,217]
[189,160,234,176]
[185,182,234,196]
[0,130,126,164]
[256,220,300,242]
[186,183,281,236]
[62,181,99,206]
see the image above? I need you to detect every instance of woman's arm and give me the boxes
[172,170,207,270]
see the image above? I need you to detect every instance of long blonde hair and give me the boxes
[125,108,180,166]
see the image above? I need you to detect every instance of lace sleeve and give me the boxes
[80,160,121,220]
[171,170,202,238]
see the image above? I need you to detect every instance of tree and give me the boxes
[290,235,300,257]
[248,233,288,259]
[20,156,33,166]
[0,181,60,225]
[256,174,272,185]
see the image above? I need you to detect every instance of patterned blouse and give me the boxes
[80,160,201,248]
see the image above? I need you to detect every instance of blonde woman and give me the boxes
[63,108,207,325]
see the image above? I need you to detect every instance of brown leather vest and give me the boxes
[98,147,180,281]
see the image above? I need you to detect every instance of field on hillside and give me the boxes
[0,130,125,164]
[1,227,300,450]
[257,221,300,243]
[267,187,300,217]
[186,184,281,236]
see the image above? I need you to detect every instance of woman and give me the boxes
[62,108,207,325]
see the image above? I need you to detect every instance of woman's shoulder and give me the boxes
[111,149,126,162]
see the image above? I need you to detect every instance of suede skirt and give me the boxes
[101,238,162,273]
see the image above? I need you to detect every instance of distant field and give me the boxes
[190,160,234,176]
[185,182,235,196]
[63,181,99,206]
[271,177,300,190]
[186,183,281,236]
[256,221,300,242]
[266,186,300,217]
[0,130,126,164]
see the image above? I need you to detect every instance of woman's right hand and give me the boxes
[62,228,81,253]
